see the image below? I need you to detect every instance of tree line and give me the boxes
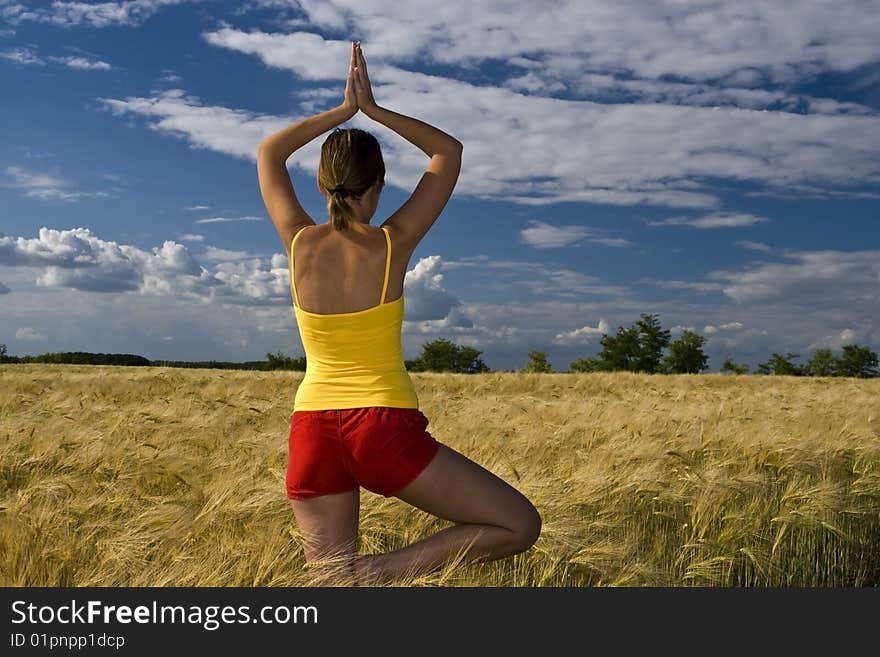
[1,316,877,378]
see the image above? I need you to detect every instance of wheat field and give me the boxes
[1,364,878,586]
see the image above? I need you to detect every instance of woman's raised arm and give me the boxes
[256,44,359,253]
[352,43,462,251]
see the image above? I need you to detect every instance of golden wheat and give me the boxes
[1,364,878,586]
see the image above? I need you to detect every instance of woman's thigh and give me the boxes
[288,489,360,563]
[392,444,540,533]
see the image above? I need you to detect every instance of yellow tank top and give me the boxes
[289,224,419,412]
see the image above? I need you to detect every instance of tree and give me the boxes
[662,330,709,374]
[633,313,671,373]
[596,325,641,372]
[569,356,604,372]
[406,338,489,373]
[805,348,836,377]
[834,344,879,378]
[522,349,553,373]
[756,352,804,376]
[265,351,306,371]
[720,356,749,375]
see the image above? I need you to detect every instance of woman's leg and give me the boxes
[289,488,360,583]
[355,444,541,584]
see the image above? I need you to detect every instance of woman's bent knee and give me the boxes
[508,500,542,553]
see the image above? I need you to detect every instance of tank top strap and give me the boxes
[379,225,391,304]
[289,225,311,307]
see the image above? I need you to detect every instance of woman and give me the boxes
[257,42,541,585]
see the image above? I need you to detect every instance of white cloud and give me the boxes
[519,220,633,249]
[445,254,632,299]
[194,216,263,224]
[237,1,880,86]
[0,47,42,64]
[48,55,112,70]
[840,328,856,342]
[3,166,109,201]
[100,75,880,210]
[648,213,770,229]
[735,240,773,253]
[15,327,44,340]
[710,249,880,307]
[703,322,744,335]
[177,233,204,241]
[2,0,198,28]
[642,279,725,293]
[805,327,869,353]
[520,220,593,248]
[185,205,210,211]
[159,69,182,83]
[402,255,466,323]
[0,228,475,327]
[0,227,216,295]
[553,318,610,345]
[1,47,112,70]
[201,246,255,261]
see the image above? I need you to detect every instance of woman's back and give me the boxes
[290,222,411,316]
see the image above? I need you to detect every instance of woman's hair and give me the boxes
[318,128,385,231]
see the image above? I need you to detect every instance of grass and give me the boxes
[1,364,878,586]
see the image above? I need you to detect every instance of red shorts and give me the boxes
[286,406,441,500]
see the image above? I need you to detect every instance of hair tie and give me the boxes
[330,185,347,196]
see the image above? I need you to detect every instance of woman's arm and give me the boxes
[352,42,461,251]
[353,43,461,156]
[257,44,359,254]
[257,104,355,162]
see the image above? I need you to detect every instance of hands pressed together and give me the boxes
[342,41,377,117]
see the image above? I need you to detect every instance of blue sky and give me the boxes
[1,0,879,372]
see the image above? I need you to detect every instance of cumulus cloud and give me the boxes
[0,227,221,296]
[553,318,610,345]
[648,213,770,229]
[519,220,633,249]
[15,327,44,340]
[4,166,109,201]
[402,255,465,323]
[0,228,475,325]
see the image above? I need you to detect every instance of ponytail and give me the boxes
[327,188,356,231]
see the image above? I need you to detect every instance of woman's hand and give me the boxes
[352,41,378,115]
[340,41,358,119]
